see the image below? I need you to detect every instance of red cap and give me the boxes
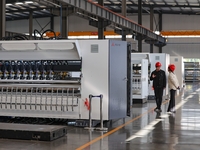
[155,62,161,67]
[168,64,175,72]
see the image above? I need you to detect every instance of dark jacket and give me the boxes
[150,69,166,89]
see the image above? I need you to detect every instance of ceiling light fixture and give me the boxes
[25,1,34,4]
[6,3,12,6]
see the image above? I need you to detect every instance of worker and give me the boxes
[150,62,166,112]
[167,64,180,113]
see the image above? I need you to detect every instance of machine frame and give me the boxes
[0,40,129,121]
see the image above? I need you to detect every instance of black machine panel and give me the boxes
[0,60,82,80]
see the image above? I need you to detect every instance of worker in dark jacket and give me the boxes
[150,62,166,112]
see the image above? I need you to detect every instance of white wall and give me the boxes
[127,14,159,31]
[6,18,51,33]
[163,14,200,30]
[163,38,200,58]
[6,14,158,34]
[5,13,200,57]
[7,14,200,33]
[54,15,98,32]
[161,14,200,58]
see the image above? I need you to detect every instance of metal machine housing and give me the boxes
[0,40,128,121]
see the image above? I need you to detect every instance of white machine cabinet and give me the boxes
[170,56,184,88]
[0,40,128,121]
[80,40,128,120]
[131,55,148,103]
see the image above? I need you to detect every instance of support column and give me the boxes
[138,0,142,52]
[122,0,126,41]
[60,3,63,38]
[150,6,154,53]
[98,0,104,39]
[50,16,54,31]
[62,7,69,39]
[0,0,5,39]
[29,11,33,40]
[159,13,162,53]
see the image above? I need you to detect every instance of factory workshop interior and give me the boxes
[0,0,200,150]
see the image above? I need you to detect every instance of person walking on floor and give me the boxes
[150,62,166,112]
[167,64,180,113]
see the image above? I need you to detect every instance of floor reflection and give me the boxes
[0,83,200,150]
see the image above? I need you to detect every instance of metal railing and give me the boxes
[85,94,107,131]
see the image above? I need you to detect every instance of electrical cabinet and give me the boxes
[131,58,148,103]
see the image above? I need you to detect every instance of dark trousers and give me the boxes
[168,89,176,112]
[154,87,164,110]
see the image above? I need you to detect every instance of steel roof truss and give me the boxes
[58,0,165,43]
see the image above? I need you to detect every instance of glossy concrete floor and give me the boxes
[0,83,200,150]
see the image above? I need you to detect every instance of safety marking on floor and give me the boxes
[196,88,200,92]
[75,100,169,150]
[125,118,163,142]
[191,92,197,95]
[159,114,169,119]
[76,91,193,149]
[125,94,194,142]
[183,95,193,101]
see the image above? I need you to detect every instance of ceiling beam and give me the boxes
[104,3,200,8]
[58,0,166,43]
[107,9,200,15]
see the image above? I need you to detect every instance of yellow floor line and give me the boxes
[76,100,169,150]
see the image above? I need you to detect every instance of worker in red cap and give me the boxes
[150,62,166,112]
[167,64,180,113]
